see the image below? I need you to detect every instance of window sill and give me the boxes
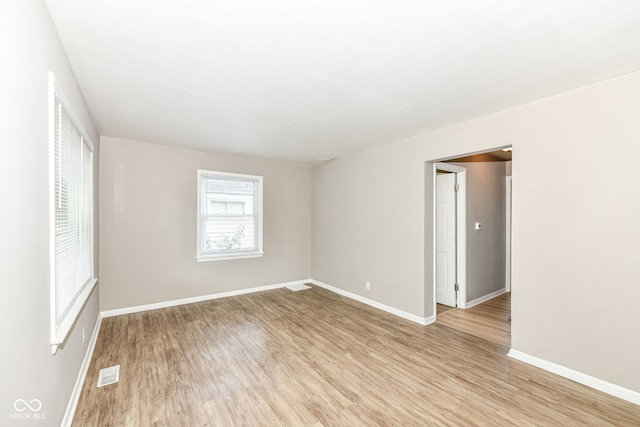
[51,277,98,355]
[197,251,264,262]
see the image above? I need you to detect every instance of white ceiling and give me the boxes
[45,0,640,164]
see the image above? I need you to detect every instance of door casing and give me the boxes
[433,163,467,313]
[435,172,457,307]
[506,176,512,293]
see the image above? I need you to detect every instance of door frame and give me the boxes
[435,172,457,307]
[505,176,512,292]
[433,163,467,312]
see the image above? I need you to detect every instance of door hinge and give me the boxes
[454,184,460,192]
[454,283,459,292]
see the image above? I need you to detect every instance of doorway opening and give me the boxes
[430,147,512,345]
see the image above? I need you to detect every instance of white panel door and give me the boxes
[436,173,457,307]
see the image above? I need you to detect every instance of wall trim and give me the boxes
[309,279,434,326]
[422,314,436,326]
[61,314,102,427]
[433,163,467,309]
[505,176,512,293]
[465,288,507,309]
[508,349,640,406]
[101,280,308,318]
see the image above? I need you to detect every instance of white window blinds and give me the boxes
[49,72,96,354]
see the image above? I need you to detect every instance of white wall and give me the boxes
[99,137,311,311]
[0,1,100,425]
[312,70,640,393]
[311,145,427,317]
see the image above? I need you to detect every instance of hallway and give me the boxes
[436,293,511,347]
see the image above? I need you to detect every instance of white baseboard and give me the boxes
[422,314,436,326]
[61,314,102,427]
[465,288,507,309]
[102,278,435,325]
[309,279,434,326]
[101,280,308,318]
[508,349,640,406]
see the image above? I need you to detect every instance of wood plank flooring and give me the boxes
[437,293,511,347]
[73,286,639,426]
[436,303,455,316]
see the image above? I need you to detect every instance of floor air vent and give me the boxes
[286,284,311,292]
[97,365,120,387]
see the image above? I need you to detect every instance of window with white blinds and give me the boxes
[49,72,97,354]
[197,170,263,261]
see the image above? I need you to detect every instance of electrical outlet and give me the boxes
[82,326,86,343]
[365,281,371,290]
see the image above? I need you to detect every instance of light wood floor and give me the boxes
[437,293,511,347]
[73,286,640,426]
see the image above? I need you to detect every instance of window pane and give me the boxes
[209,201,227,215]
[204,217,254,252]
[56,102,81,319]
[199,174,261,257]
[54,99,94,322]
[228,202,244,215]
[78,139,93,285]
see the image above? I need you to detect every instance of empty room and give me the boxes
[3,0,640,426]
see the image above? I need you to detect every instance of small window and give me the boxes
[197,170,263,261]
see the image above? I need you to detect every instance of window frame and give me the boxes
[196,170,264,262]
[48,72,97,354]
